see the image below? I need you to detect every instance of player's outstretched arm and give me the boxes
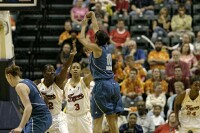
[90,11,99,33]
[79,15,101,53]
[55,43,76,89]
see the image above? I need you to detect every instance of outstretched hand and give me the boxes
[70,42,77,55]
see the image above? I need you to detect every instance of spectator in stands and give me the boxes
[64,29,85,62]
[146,82,166,112]
[93,2,109,28]
[167,66,190,96]
[58,20,72,45]
[71,0,89,28]
[150,105,165,128]
[152,7,170,40]
[86,19,108,43]
[119,113,143,133]
[136,100,155,133]
[144,68,168,95]
[123,40,146,66]
[73,0,90,8]
[191,60,200,76]
[194,31,200,60]
[167,33,194,52]
[56,43,71,74]
[121,67,143,108]
[179,43,198,69]
[124,55,147,81]
[154,112,179,133]
[167,81,184,117]
[129,0,155,18]
[110,19,130,47]
[114,0,129,16]
[168,4,194,37]
[165,50,190,80]
[147,39,169,76]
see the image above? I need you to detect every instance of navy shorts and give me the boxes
[91,79,124,119]
[23,114,52,133]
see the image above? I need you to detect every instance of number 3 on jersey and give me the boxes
[74,103,80,111]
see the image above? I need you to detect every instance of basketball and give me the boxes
[86,12,92,18]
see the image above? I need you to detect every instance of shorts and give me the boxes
[91,79,124,119]
[66,112,92,133]
[23,113,52,133]
[47,111,68,133]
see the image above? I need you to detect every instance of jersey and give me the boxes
[19,79,50,116]
[64,77,90,116]
[179,89,200,128]
[89,44,114,81]
[38,79,63,116]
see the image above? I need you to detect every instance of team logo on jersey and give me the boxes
[68,93,84,102]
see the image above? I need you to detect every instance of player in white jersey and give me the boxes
[174,76,200,133]
[64,62,93,133]
[35,43,77,133]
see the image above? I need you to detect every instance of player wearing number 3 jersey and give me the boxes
[64,63,93,133]
[36,43,77,133]
[174,76,200,133]
[79,11,123,133]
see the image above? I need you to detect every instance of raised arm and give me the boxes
[13,83,32,132]
[90,11,99,33]
[55,43,76,88]
[78,14,101,54]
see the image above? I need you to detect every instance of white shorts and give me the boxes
[66,112,92,133]
[47,111,69,133]
[180,127,200,133]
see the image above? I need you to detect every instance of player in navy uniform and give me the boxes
[5,64,52,133]
[79,11,123,133]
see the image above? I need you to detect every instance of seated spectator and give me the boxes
[119,113,143,133]
[144,68,168,95]
[58,20,72,45]
[124,55,147,81]
[146,82,166,111]
[123,40,146,66]
[110,19,130,47]
[168,4,194,37]
[167,66,190,96]
[93,2,109,27]
[148,39,169,77]
[73,0,90,8]
[154,112,179,133]
[179,43,198,69]
[167,81,184,117]
[71,0,89,28]
[114,0,129,16]
[191,60,200,76]
[129,0,155,18]
[167,33,194,52]
[165,50,190,80]
[193,31,200,60]
[152,7,170,40]
[150,105,165,128]
[136,100,155,133]
[56,43,71,74]
[86,19,108,43]
[121,68,144,108]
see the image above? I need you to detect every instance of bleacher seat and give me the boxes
[109,26,128,32]
[131,15,150,26]
[171,37,182,46]
[130,25,149,38]
[111,15,130,26]
[193,15,200,27]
